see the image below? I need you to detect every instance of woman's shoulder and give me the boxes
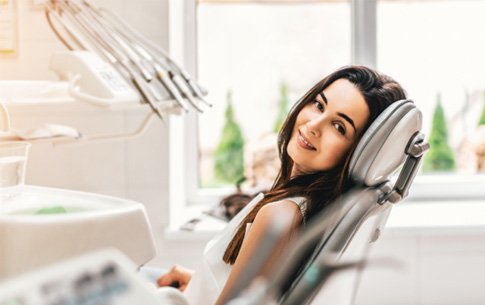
[262,198,304,210]
[256,199,304,225]
[259,196,307,225]
[246,199,305,242]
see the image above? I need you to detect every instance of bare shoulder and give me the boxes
[254,199,304,228]
[260,199,303,214]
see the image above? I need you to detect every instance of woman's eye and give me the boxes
[314,101,324,112]
[334,123,346,135]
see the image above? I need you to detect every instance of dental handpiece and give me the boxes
[124,63,164,121]
[154,64,190,112]
[172,66,212,107]
[130,43,190,112]
[170,71,204,113]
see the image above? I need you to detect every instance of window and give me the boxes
[173,0,485,211]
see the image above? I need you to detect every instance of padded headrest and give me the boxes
[348,99,422,186]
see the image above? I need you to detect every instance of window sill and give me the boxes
[164,203,226,241]
[403,174,485,200]
[385,199,485,235]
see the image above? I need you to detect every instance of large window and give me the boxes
[181,0,485,204]
[196,0,351,190]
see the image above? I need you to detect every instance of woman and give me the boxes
[157,65,407,305]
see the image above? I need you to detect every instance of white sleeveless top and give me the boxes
[183,193,307,305]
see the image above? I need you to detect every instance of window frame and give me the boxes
[168,0,485,225]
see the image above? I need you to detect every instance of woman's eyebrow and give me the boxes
[338,112,356,133]
[319,92,357,134]
[319,92,328,104]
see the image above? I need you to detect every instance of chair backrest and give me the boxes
[223,99,429,305]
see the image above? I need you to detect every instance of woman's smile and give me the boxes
[297,130,316,151]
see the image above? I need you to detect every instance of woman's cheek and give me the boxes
[321,139,346,167]
[334,142,351,164]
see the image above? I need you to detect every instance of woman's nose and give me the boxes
[308,127,320,137]
[306,115,325,138]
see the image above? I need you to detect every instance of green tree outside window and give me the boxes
[214,89,245,184]
[423,93,455,172]
[274,83,290,133]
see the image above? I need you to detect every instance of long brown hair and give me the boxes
[223,65,406,264]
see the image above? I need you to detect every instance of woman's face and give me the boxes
[287,78,370,176]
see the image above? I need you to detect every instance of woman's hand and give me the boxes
[157,265,195,292]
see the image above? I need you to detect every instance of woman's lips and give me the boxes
[297,131,316,151]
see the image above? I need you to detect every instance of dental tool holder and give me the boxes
[45,0,211,120]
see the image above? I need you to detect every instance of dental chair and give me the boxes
[223,99,429,305]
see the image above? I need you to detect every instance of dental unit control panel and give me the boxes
[49,51,140,107]
[0,250,163,305]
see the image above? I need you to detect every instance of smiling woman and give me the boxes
[157,65,407,305]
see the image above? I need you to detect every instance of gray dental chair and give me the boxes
[223,99,429,305]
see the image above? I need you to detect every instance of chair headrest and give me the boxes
[348,99,422,186]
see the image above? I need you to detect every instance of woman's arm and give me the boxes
[215,200,304,305]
